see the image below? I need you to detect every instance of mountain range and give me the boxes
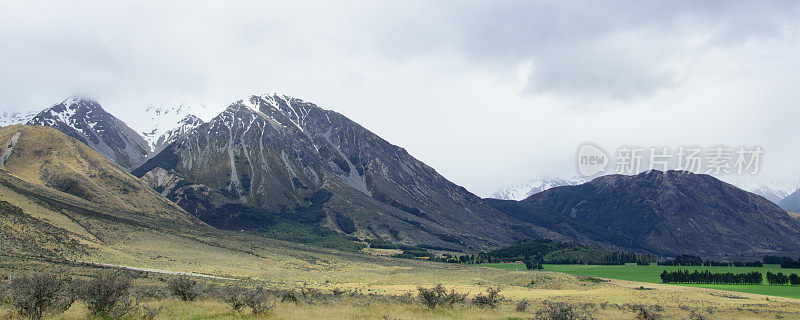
[4,94,800,257]
[490,176,587,200]
[492,175,800,206]
[131,94,557,251]
[487,170,800,258]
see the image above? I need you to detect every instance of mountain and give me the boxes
[488,170,800,258]
[25,98,150,170]
[135,105,206,156]
[490,176,587,200]
[134,93,553,251]
[0,111,36,127]
[747,186,789,204]
[0,125,461,285]
[779,189,800,212]
[0,125,197,223]
[726,178,800,205]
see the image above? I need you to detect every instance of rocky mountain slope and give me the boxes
[25,98,150,170]
[133,94,555,251]
[489,170,800,258]
[490,176,587,200]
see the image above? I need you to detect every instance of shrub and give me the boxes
[81,272,136,318]
[0,277,7,304]
[280,290,299,303]
[140,305,163,320]
[134,285,169,301]
[168,277,199,301]
[221,285,247,311]
[243,286,273,314]
[524,259,544,270]
[6,271,74,320]
[533,302,596,320]
[626,304,662,320]
[688,310,708,320]
[472,287,502,309]
[516,299,530,312]
[417,284,467,309]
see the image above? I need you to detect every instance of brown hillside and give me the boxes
[0,125,196,223]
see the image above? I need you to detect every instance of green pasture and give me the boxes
[480,263,800,299]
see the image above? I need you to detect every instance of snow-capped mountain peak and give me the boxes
[26,97,149,170]
[0,111,36,127]
[136,105,206,155]
[490,175,588,200]
[726,178,800,205]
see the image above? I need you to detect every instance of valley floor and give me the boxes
[3,256,800,319]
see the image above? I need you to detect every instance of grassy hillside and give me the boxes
[0,125,196,223]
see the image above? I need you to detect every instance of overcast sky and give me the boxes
[1,1,800,195]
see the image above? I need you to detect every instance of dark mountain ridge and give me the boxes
[489,170,800,258]
[133,94,557,251]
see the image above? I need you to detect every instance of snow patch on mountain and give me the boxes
[134,105,206,155]
[0,111,36,127]
[726,178,800,205]
[490,176,588,200]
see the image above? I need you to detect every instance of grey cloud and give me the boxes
[361,1,799,100]
[1,1,799,195]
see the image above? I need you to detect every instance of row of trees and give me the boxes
[657,254,762,267]
[762,256,800,268]
[659,270,762,285]
[765,272,800,285]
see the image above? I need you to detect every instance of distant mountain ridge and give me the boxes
[780,189,800,212]
[0,111,36,127]
[490,176,587,200]
[489,170,800,258]
[726,178,800,205]
[5,94,800,257]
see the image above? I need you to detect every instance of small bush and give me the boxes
[280,290,299,303]
[533,302,596,320]
[0,277,8,304]
[81,272,136,318]
[516,299,530,312]
[6,271,74,320]
[626,304,662,320]
[134,285,169,301]
[221,285,247,311]
[168,277,199,301]
[579,277,608,283]
[243,286,273,314]
[140,305,163,320]
[417,284,467,309]
[472,287,502,309]
[688,310,708,320]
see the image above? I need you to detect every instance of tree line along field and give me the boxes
[480,263,800,299]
